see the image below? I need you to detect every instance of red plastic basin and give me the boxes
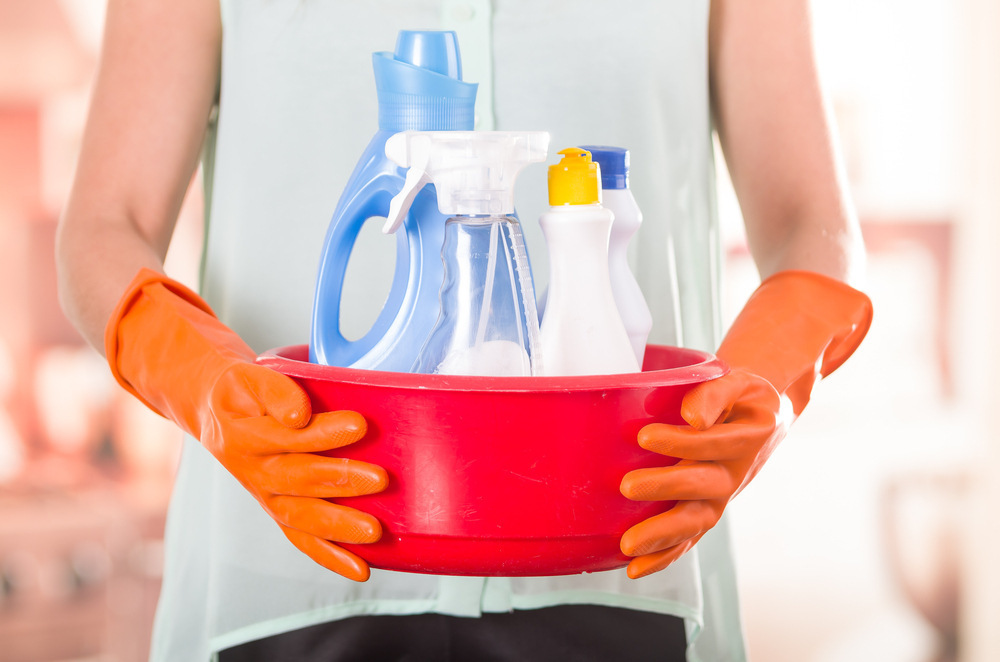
[257,344,727,576]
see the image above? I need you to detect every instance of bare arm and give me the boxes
[709,0,866,286]
[56,0,221,352]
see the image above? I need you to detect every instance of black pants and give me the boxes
[219,605,687,662]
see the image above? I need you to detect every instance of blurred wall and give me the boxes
[954,0,1000,659]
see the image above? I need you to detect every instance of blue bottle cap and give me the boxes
[394,30,462,80]
[578,145,629,190]
[373,31,477,132]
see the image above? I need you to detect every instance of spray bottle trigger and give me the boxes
[383,131,432,234]
[383,166,430,234]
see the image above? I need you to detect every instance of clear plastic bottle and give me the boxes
[538,149,640,376]
[383,131,550,375]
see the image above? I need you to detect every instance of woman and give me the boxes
[57,1,872,660]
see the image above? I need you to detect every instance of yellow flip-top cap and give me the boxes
[548,148,602,206]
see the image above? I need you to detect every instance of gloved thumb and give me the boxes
[679,371,749,430]
[231,363,313,429]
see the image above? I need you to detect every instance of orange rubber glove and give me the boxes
[620,270,873,578]
[105,268,387,581]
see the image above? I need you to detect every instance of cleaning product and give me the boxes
[578,146,660,364]
[309,31,477,370]
[383,130,550,376]
[538,148,640,376]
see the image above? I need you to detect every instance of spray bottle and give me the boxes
[578,146,660,365]
[309,31,477,370]
[538,149,640,376]
[383,131,550,376]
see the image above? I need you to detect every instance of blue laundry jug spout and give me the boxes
[373,31,477,132]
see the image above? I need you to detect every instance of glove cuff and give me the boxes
[104,268,256,435]
[717,270,873,415]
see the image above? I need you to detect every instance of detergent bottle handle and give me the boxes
[310,174,410,366]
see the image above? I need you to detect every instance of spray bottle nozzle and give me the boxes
[383,131,550,234]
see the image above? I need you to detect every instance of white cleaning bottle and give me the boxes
[538,148,640,376]
[383,130,550,376]
[579,146,657,365]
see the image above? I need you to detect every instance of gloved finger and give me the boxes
[213,363,312,426]
[620,462,735,502]
[255,455,388,498]
[626,536,702,580]
[279,524,372,582]
[620,500,720,557]
[264,495,382,545]
[678,372,749,430]
[242,363,314,428]
[637,412,776,461]
[680,371,777,430]
[226,409,368,454]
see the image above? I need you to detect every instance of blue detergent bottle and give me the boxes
[309,31,477,369]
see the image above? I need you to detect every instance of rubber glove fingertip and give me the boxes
[349,464,389,495]
[619,526,649,557]
[637,424,668,449]
[258,369,313,428]
[321,410,368,447]
[619,470,654,501]
[680,408,713,432]
[279,398,312,429]
[345,563,371,583]
[281,526,372,582]
[355,515,383,544]
[332,550,372,582]
[626,556,665,580]
[336,410,368,436]
[626,559,649,580]
[680,384,732,430]
[619,472,633,498]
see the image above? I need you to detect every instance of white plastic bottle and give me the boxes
[538,148,640,376]
[580,146,657,366]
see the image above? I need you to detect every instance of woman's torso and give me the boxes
[150,2,742,660]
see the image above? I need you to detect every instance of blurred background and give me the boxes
[1,1,998,660]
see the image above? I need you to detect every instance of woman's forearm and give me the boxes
[56,0,222,352]
[709,0,866,286]
[57,216,173,352]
